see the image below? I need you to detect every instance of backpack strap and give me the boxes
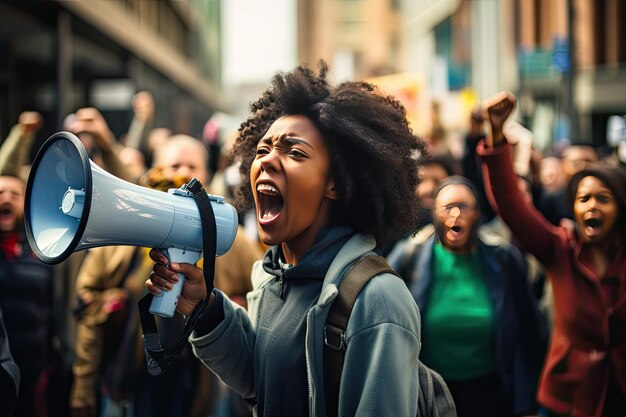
[324,255,398,417]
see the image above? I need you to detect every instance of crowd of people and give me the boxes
[0,61,624,417]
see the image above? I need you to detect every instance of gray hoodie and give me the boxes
[190,233,422,417]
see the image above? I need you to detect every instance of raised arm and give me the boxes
[479,92,562,267]
[0,111,43,178]
[484,91,516,148]
[69,107,136,183]
[125,91,154,150]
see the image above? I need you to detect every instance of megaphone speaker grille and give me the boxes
[24,132,93,264]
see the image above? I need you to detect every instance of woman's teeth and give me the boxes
[257,183,280,195]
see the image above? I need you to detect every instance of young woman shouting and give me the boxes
[479,92,626,417]
[147,62,427,417]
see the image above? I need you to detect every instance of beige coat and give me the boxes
[71,226,262,408]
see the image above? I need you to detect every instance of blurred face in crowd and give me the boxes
[0,176,25,233]
[250,115,336,260]
[417,162,450,210]
[153,135,209,185]
[573,176,619,245]
[540,156,566,193]
[119,146,146,179]
[148,128,172,157]
[562,146,598,179]
[434,184,480,253]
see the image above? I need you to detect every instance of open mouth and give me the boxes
[0,206,13,218]
[451,225,462,233]
[257,183,284,222]
[584,218,603,229]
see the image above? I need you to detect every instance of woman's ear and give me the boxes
[325,178,339,200]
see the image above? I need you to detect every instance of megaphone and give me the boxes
[24,132,238,318]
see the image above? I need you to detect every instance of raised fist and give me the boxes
[18,111,43,135]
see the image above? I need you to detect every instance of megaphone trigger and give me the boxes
[148,247,202,317]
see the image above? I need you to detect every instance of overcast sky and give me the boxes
[221,0,297,87]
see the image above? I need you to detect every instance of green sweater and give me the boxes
[421,243,496,381]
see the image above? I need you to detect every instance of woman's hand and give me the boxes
[483,91,517,148]
[146,249,208,316]
[69,107,116,152]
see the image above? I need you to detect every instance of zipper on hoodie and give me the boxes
[279,274,286,299]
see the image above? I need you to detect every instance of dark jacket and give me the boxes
[388,225,545,416]
[0,231,59,417]
[0,306,19,417]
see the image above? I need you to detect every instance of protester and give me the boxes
[461,105,496,225]
[0,111,43,179]
[0,174,70,417]
[124,90,155,153]
[67,107,136,183]
[539,144,599,226]
[387,176,545,417]
[479,91,626,417]
[146,62,425,417]
[0,305,20,417]
[70,133,261,417]
[539,156,567,195]
[383,154,455,261]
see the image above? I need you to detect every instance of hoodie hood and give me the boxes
[262,226,355,281]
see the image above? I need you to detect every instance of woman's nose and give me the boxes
[260,150,280,172]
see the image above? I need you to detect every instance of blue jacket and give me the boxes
[189,233,422,417]
[388,225,545,416]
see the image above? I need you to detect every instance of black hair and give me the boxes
[420,154,457,177]
[230,61,427,247]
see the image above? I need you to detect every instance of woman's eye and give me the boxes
[256,147,270,155]
[289,149,306,158]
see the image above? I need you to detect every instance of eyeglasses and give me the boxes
[435,202,477,216]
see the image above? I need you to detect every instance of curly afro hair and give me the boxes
[230,61,427,248]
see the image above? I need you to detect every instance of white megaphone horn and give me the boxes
[24,132,238,318]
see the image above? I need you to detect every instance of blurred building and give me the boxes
[0,0,221,150]
[298,0,626,151]
[517,0,626,151]
[298,0,403,80]
[297,0,516,139]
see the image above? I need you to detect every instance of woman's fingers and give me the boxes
[148,270,177,291]
[149,248,168,265]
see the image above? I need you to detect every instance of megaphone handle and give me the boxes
[149,247,202,318]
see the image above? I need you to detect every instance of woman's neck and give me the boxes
[281,230,320,266]
[281,243,301,266]
[582,234,620,278]
[280,206,332,266]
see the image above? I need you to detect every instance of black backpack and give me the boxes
[323,255,457,417]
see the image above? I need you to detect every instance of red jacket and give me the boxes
[478,142,626,417]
